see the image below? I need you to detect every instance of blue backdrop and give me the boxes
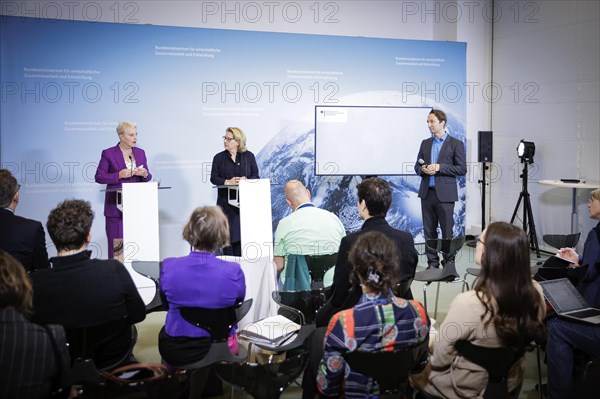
[1,16,466,258]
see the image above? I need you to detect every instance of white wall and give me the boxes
[491,0,599,251]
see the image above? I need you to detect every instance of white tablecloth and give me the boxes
[218,255,279,330]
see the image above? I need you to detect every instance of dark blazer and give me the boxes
[95,144,152,218]
[317,216,419,326]
[0,208,49,272]
[414,134,466,202]
[210,150,259,243]
[30,251,146,369]
[0,308,69,399]
[30,251,146,327]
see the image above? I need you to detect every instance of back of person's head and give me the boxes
[356,177,392,217]
[0,169,19,208]
[0,249,32,315]
[349,231,399,297]
[284,180,311,209]
[475,221,546,351]
[183,206,230,252]
[226,127,247,152]
[47,199,94,252]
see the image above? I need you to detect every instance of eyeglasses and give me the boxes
[222,136,235,142]
[476,237,485,246]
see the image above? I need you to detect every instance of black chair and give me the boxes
[174,299,253,369]
[543,233,581,250]
[343,339,429,399]
[65,318,137,384]
[305,253,337,289]
[274,253,337,324]
[394,278,414,298]
[131,260,161,281]
[576,355,600,397]
[131,261,167,313]
[414,237,469,318]
[214,349,309,399]
[454,340,523,399]
[272,288,331,325]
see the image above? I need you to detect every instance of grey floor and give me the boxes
[134,243,549,398]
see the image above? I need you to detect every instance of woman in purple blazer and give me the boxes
[95,121,152,259]
[159,206,246,395]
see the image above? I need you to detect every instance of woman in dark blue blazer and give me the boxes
[210,127,259,256]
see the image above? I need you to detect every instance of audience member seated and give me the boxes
[0,249,70,399]
[302,231,429,398]
[546,188,600,399]
[0,169,49,272]
[411,221,546,398]
[316,177,418,327]
[29,199,146,370]
[273,180,346,290]
[158,206,246,398]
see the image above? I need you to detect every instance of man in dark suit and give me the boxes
[0,169,49,272]
[414,109,467,269]
[316,177,418,327]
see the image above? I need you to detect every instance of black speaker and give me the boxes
[478,131,493,162]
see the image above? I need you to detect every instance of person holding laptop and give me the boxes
[546,188,600,398]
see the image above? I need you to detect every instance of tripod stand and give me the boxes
[479,162,489,231]
[510,160,540,258]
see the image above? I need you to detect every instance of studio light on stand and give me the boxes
[517,140,536,163]
[510,139,541,258]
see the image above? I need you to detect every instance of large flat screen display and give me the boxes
[314,106,432,176]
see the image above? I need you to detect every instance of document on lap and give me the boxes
[239,315,301,347]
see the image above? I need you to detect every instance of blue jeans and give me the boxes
[546,317,600,398]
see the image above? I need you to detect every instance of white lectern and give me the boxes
[225,178,278,323]
[122,182,160,303]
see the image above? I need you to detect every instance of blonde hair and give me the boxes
[226,127,247,152]
[592,188,600,201]
[182,206,230,251]
[116,121,137,136]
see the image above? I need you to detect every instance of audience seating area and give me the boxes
[15,242,589,398]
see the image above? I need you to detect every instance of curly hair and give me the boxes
[348,231,399,297]
[0,250,33,315]
[182,206,230,252]
[474,221,546,352]
[47,199,94,252]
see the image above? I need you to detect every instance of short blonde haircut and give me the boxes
[182,206,230,251]
[116,121,137,136]
[592,188,600,201]
[226,127,247,152]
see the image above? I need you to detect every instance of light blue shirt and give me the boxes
[429,132,447,187]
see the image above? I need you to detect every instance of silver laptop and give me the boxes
[540,278,600,325]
